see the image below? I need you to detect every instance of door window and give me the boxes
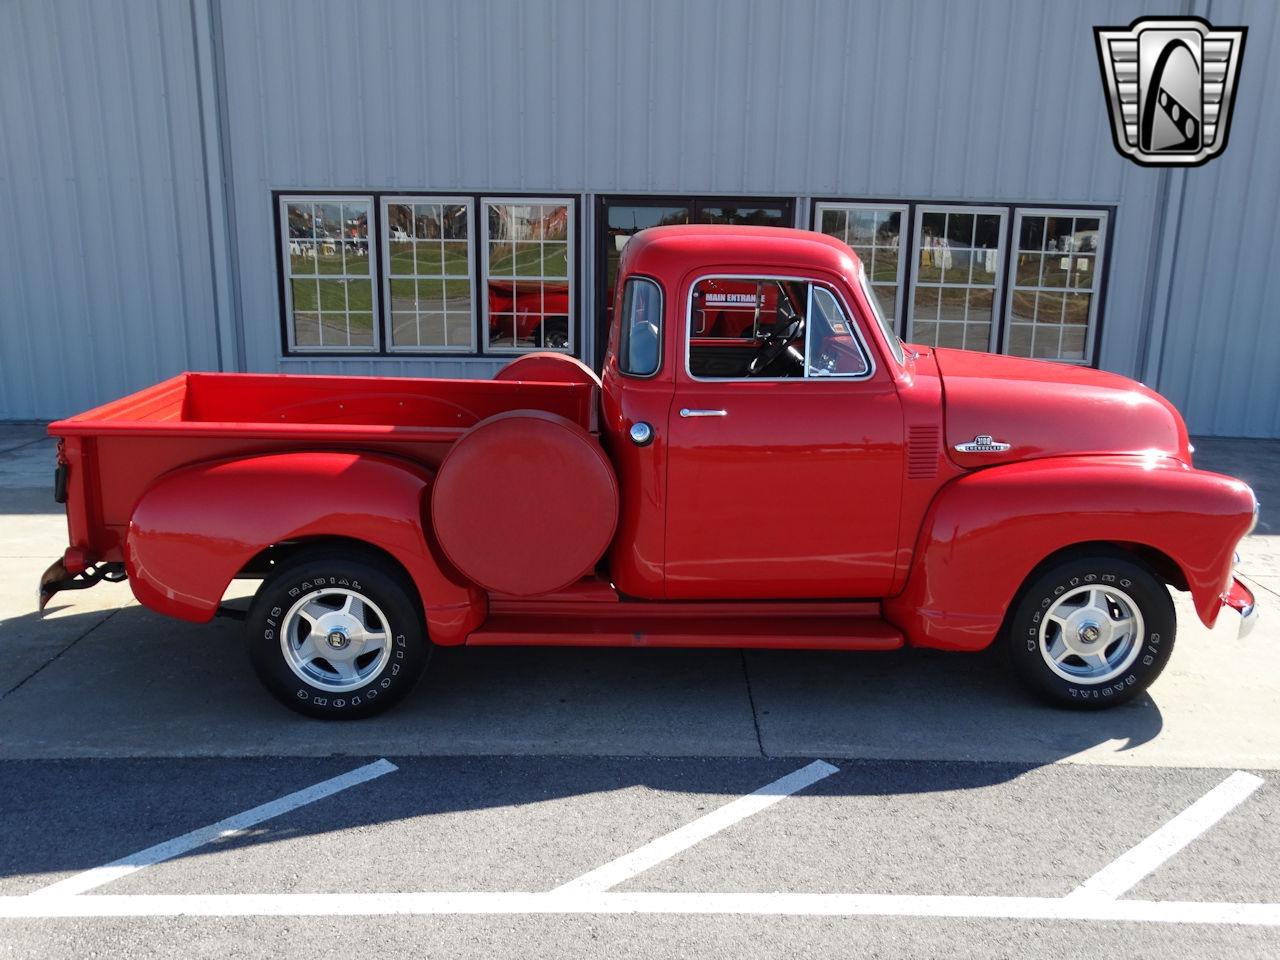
[687,277,869,380]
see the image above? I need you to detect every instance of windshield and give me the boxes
[858,268,904,365]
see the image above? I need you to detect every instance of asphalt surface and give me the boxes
[1,425,1279,958]
[1,757,1277,958]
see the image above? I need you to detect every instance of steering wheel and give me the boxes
[747,306,805,376]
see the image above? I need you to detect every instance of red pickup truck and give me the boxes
[41,225,1258,718]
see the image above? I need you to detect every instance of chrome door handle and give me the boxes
[679,408,728,418]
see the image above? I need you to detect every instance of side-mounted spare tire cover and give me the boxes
[493,352,602,387]
[430,410,618,596]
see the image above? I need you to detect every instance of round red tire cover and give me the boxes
[431,411,618,596]
[494,352,601,388]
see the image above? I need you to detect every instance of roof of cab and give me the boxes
[618,224,861,282]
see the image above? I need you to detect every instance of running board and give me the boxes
[467,608,903,651]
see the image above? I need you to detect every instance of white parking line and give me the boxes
[30,759,398,897]
[2,891,1279,925]
[555,759,840,893]
[1068,770,1265,901]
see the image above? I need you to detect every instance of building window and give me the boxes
[813,202,908,330]
[908,205,1007,352]
[482,197,574,352]
[382,197,474,352]
[280,196,377,351]
[1004,210,1107,363]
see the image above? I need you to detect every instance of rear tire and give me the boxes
[1005,553,1175,709]
[246,551,429,719]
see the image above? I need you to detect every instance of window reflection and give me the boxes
[384,199,474,351]
[1006,212,1105,362]
[909,207,1005,351]
[815,204,906,331]
[484,201,573,351]
[282,198,376,350]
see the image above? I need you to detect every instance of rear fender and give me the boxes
[882,456,1256,651]
[126,452,485,643]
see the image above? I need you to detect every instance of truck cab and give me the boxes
[601,226,910,602]
[41,224,1259,719]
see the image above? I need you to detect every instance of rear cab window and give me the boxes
[618,277,663,377]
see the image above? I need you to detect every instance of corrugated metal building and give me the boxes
[1,0,1276,436]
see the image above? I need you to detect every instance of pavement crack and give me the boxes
[740,650,766,758]
[0,435,51,456]
[0,606,125,702]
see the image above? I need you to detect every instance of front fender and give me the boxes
[882,456,1256,651]
[126,451,485,643]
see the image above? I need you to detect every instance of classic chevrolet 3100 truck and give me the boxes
[40,225,1258,718]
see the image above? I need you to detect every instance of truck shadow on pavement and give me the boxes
[0,601,1173,887]
[0,602,1166,768]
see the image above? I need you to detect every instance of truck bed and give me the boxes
[48,371,597,562]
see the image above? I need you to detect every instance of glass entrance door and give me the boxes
[595,196,794,366]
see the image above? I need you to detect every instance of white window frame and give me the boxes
[683,273,875,383]
[907,204,1008,353]
[480,195,575,355]
[278,194,379,354]
[1002,207,1109,365]
[813,201,909,330]
[380,195,476,354]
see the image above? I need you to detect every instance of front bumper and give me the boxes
[1223,577,1259,639]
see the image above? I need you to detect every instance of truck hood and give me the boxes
[931,348,1191,468]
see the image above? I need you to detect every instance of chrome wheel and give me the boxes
[280,587,392,693]
[1038,584,1145,685]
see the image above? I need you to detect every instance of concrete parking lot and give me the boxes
[1,424,1278,958]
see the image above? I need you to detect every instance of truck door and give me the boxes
[664,273,904,599]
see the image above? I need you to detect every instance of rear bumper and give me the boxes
[38,554,126,612]
[37,557,69,611]
[1223,577,1259,639]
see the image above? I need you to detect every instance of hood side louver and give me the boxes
[907,424,940,479]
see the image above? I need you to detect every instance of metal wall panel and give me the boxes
[1152,0,1280,437]
[2,0,1277,434]
[0,0,220,420]
[216,0,1175,389]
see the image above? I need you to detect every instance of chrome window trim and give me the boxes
[854,266,905,366]
[279,194,380,354]
[683,272,876,383]
[1001,207,1109,365]
[379,194,476,354]
[616,275,665,380]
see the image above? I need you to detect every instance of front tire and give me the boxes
[246,552,429,719]
[1005,553,1175,709]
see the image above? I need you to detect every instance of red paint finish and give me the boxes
[125,452,484,643]
[1223,577,1255,616]
[493,352,601,388]
[473,597,902,650]
[935,348,1192,468]
[882,455,1256,650]
[431,411,618,596]
[43,224,1258,659]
